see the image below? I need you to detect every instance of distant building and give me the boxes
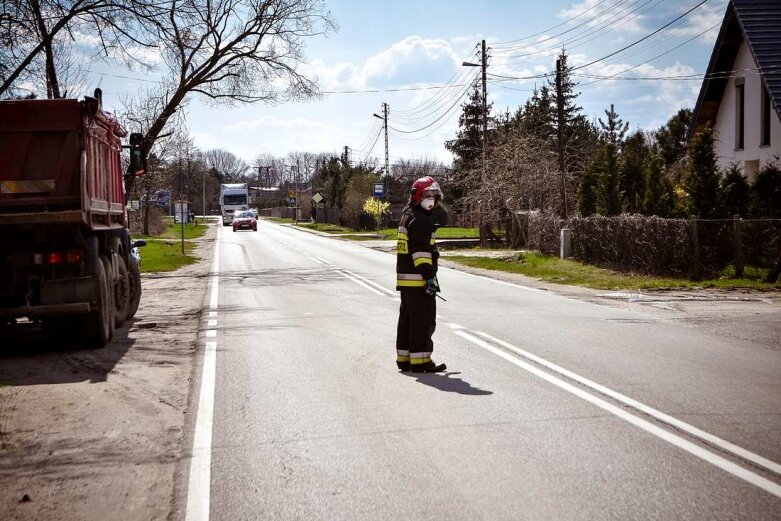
[690,0,781,179]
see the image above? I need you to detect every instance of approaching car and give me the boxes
[232,210,257,232]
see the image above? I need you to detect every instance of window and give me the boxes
[761,83,771,146]
[735,78,745,150]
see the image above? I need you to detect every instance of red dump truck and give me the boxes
[0,90,146,347]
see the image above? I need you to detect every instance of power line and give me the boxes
[493,0,632,52]
[492,0,616,46]
[570,0,709,72]
[488,0,709,82]
[388,74,477,135]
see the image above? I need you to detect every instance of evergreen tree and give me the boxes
[620,130,650,213]
[750,163,781,218]
[598,104,629,146]
[642,153,675,217]
[577,155,600,216]
[684,126,724,218]
[445,83,489,171]
[519,84,555,142]
[720,163,750,216]
[596,142,621,215]
[655,108,693,168]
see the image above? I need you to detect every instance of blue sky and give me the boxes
[83,0,728,165]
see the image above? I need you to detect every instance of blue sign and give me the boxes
[289,197,296,205]
[373,183,384,197]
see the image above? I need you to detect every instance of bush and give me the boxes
[751,163,781,218]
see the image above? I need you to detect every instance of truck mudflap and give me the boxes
[0,302,91,318]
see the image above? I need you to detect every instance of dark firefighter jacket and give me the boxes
[396,204,439,290]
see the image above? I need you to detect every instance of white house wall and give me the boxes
[713,41,781,176]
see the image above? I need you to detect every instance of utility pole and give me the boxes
[555,58,568,219]
[480,40,488,246]
[344,145,350,166]
[382,102,389,198]
[481,40,487,179]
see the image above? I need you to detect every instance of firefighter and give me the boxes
[395,176,447,373]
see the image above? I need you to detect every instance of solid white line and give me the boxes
[447,267,544,293]
[208,320,217,327]
[186,227,220,521]
[335,269,385,296]
[453,329,781,498]
[473,330,781,476]
[206,330,216,338]
[340,268,397,297]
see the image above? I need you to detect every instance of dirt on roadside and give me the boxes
[0,224,216,521]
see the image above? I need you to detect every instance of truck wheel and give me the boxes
[81,257,112,348]
[126,257,142,319]
[113,255,130,327]
[102,256,115,341]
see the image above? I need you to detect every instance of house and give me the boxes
[690,0,781,178]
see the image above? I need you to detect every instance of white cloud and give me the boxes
[302,36,461,91]
[557,0,649,34]
[667,1,727,44]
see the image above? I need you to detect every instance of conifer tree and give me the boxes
[642,153,675,217]
[684,126,724,218]
[720,163,750,216]
[620,130,650,213]
[750,163,781,218]
[655,108,693,168]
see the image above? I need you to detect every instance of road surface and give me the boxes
[184,219,781,520]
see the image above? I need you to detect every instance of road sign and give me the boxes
[288,189,296,199]
[312,192,324,204]
[373,183,384,198]
[289,197,296,206]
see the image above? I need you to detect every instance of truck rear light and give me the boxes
[44,250,82,265]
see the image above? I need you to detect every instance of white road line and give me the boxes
[186,228,220,521]
[335,269,386,296]
[472,330,781,477]
[451,327,781,498]
[208,320,217,327]
[206,330,216,338]
[339,268,397,297]
[446,267,544,293]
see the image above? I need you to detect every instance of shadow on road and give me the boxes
[0,321,136,386]
[402,371,493,396]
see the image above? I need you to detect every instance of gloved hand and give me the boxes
[425,277,439,296]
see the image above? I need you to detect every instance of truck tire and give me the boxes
[81,257,112,348]
[113,254,130,327]
[102,255,115,340]
[126,257,142,320]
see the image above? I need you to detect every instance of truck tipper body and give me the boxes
[0,93,145,347]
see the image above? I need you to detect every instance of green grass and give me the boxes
[446,251,781,290]
[139,240,198,273]
[139,217,210,241]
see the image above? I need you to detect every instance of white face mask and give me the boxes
[421,197,436,211]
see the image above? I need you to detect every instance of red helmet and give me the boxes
[410,176,443,204]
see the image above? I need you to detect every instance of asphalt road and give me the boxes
[187,219,781,520]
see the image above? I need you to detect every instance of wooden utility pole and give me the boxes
[382,102,389,198]
[480,39,488,246]
[555,58,568,219]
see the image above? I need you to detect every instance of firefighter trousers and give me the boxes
[396,288,437,366]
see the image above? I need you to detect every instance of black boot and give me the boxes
[397,361,411,371]
[411,361,447,373]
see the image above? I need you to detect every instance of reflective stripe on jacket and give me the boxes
[396,204,439,290]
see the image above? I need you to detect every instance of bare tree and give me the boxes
[457,130,561,229]
[203,149,250,183]
[137,0,335,154]
[0,0,161,98]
